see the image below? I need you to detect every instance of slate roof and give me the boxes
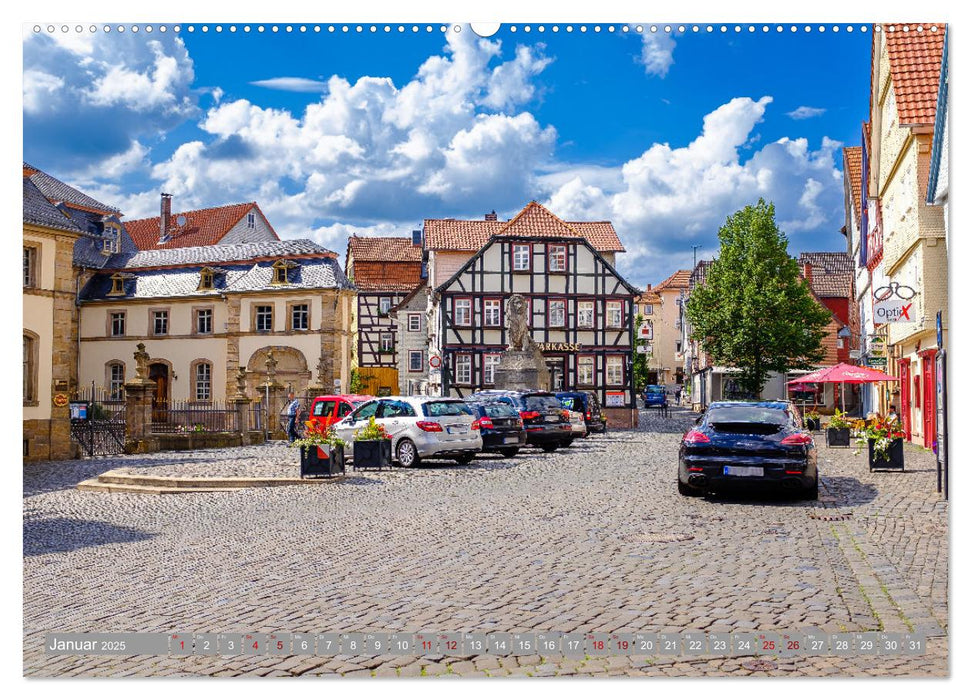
[125,202,279,250]
[654,269,692,292]
[105,239,334,270]
[23,177,83,233]
[424,201,625,253]
[347,235,422,262]
[24,162,120,214]
[884,23,946,125]
[798,252,854,298]
[843,146,863,223]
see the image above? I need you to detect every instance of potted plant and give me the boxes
[804,409,821,432]
[291,421,347,477]
[855,415,906,471]
[826,409,852,447]
[352,415,393,470]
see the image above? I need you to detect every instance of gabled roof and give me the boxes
[654,269,691,292]
[423,201,625,253]
[637,290,662,305]
[104,239,337,270]
[125,202,279,250]
[24,162,121,215]
[798,252,854,298]
[389,283,430,314]
[884,23,946,126]
[347,235,422,262]
[843,146,863,223]
[23,177,83,233]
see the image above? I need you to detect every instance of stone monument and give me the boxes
[492,294,551,391]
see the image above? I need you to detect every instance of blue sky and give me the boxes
[23,23,871,284]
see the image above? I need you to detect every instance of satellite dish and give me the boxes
[176,214,187,227]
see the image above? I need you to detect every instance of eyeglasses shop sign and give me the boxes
[873,283,918,323]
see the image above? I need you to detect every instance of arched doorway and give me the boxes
[245,346,310,397]
[149,362,170,422]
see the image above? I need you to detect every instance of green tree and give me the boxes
[632,313,650,392]
[685,199,833,396]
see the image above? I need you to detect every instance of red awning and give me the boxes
[787,363,899,385]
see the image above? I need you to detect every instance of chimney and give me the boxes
[647,283,652,290]
[412,229,422,246]
[802,262,813,283]
[160,193,172,241]
[485,210,498,221]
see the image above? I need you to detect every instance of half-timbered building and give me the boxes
[431,202,639,427]
[345,234,423,396]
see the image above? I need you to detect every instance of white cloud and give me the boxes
[639,32,676,77]
[23,70,63,113]
[85,40,194,113]
[250,77,328,93]
[787,105,827,119]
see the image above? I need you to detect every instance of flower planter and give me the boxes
[353,439,393,470]
[806,418,821,432]
[868,438,905,471]
[300,444,345,478]
[826,427,851,447]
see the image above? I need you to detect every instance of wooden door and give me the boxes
[922,355,936,449]
[149,363,169,422]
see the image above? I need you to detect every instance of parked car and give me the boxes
[307,394,375,431]
[466,400,527,457]
[678,400,818,500]
[643,385,668,408]
[566,410,588,441]
[556,391,607,434]
[332,396,482,468]
[469,390,572,452]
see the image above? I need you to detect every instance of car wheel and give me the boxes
[396,439,421,468]
[803,476,819,501]
[678,479,703,497]
[541,444,558,453]
[455,452,475,465]
[561,439,574,448]
[498,448,520,458]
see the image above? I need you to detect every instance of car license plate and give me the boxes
[503,436,519,444]
[723,466,764,477]
[447,425,468,435]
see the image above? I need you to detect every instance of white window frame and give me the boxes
[642,303,654,315]
[380,332,394,352]
[195,362,212,401]
[378,297,392,315]
[110,312,126,337]
[483,353,501,385]
[196,308,213,335]
[408,350,424,372]
[255,305,273,332]
[454,298,472,326]
[408,313,422,332]
[548,244,567,272]
[108,362,125,399]
[578,356,595,386]
[513,244,531,271]
[152,310,169,336]
[247,212,256,228]
[578,301,594,328]
[455,354,472,385]
[548,299,566,327]
[483,299,502,327]
[606,356,624,385]
[23,246,37,288]
[606,301,623,329]
[291,304,309,331]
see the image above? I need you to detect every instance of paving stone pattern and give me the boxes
[23,408,948,677]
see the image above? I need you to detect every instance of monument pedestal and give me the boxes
[493,350,551,392]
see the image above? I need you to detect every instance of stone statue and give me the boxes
[234,366,248,397]
[506,294,532,351]
[264,349,278,383]
[133,343,150,381]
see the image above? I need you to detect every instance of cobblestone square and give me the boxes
[23,409,948,677]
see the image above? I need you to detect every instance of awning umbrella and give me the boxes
[787,363,899,411]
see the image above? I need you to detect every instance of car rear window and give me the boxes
[312,400,336,417]
[483,403,518,418]
[525,395,562,412]
[423,401,474,417]
[558,396,582,411]
[707,406,787,425]
[646,386,665,395]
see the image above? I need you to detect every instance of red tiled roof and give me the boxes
[126,203,278,250]
[352,261,423,292]
[843,146,863,222]
[654,269,692,292]
[637,290,662,304]
[347,235,422,262]
[423,201,625,253]
[798,252,854,299]
[884,23,946,125]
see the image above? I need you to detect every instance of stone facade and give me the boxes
[390,285,430,395]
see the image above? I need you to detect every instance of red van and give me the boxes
[308,395,375,431]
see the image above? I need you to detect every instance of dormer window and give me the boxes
[199,267,215,290]
[102,225,119,255]
[108,273,126,296]
[271,259,297,285]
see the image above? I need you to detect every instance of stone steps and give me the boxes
[76,469,342,494]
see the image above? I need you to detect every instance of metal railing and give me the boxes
[149,400,240,434]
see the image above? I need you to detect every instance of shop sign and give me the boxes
[865,356,887,368]
[638,324,653,340]
[537,342,583,352]
[605,391,625,407]
[873,282,918,323]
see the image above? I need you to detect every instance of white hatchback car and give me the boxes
[333,396,483,468]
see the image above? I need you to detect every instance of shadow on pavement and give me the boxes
[820,476,881,507]
[23,517,156,556]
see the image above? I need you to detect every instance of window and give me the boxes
[408,313,422,332]
[107,362,125,399]
[109,274,125,296]
[291,304,309,331]
[578,301,595,328]
[255,305,273,332]
[313,400,337,417]
[271,260,291,285]
[455,354,472,385]
[110,312,126,337]
[484,299,502,327]
[513,244,531,271]
[102,226,119,254]
[152,310,169,336]
[578,356,595,386]
[23,334,37,404]
[606,301,623,328]
[196,308,213,335]
[352,400,380,421]
[548,244,567,272]
[199,268,215,290]
[409,350,424,372]
[483,354,501,385]
[378,297,392,316]
[247,212,256,228]
[642,304,654,315]
[454,298,472,326]
[380,332,394,352]
[606,356,624,385]
[676,340,682,353]
[23,247,37,287]
[194,362,212,401]
[548,299,566,327]
[379,400,416,418]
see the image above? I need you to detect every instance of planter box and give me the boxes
[300,444,345,478]
[826,427,851,447]
[806,418,821,432]
[353,439,393,470]
[868,438,905,471]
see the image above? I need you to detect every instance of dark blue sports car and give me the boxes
[678,401,817,499]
